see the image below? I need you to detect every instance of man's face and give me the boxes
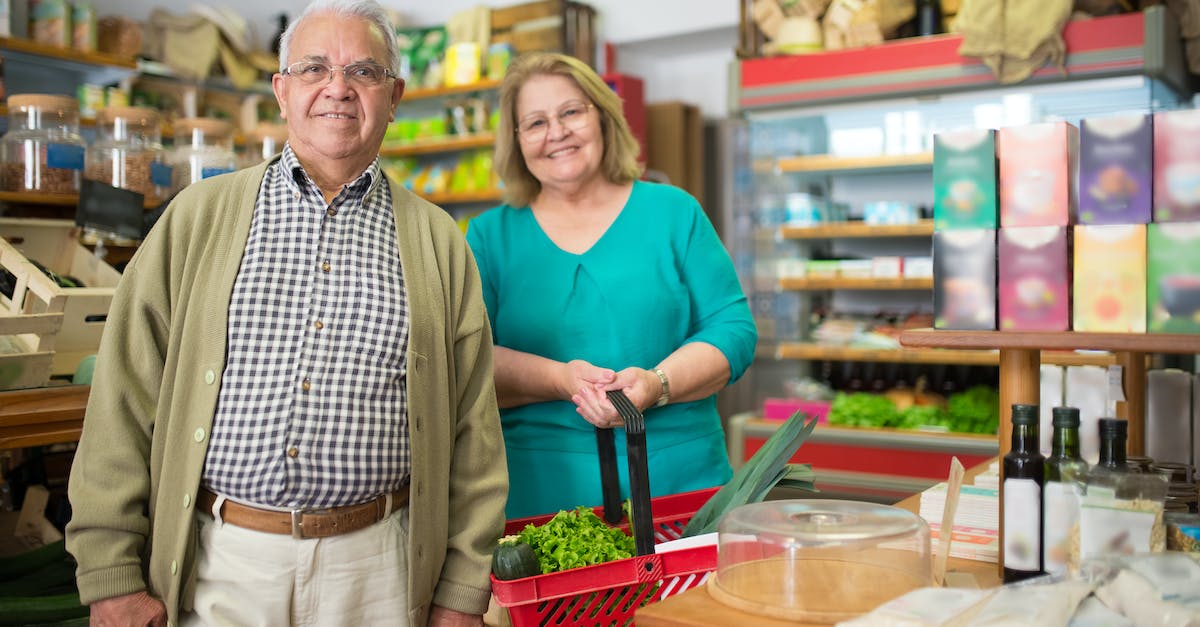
[271,12,403,168]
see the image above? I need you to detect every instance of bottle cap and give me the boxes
[1051,406,1081,428]
[1011,403,1039,425]
[1098,418,1128,437]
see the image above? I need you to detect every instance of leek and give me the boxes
[682,411,818,537]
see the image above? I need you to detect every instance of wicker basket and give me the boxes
[97,16,143,60]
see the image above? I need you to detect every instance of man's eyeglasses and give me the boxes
[283,61,396,87]
[516,102,595,142]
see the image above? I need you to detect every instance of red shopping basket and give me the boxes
[490,487,719,627]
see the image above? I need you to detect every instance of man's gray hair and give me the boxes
[277,0,401,74]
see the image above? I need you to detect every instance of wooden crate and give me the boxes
[0,235,63,390]
[490,0,597,67]
[0,219,122,377]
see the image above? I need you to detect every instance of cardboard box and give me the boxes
[1153,108,1200,223]
[1147,223,1200,334]
[999,121,1078,227]
[489,0,596,67]
[934,129,998,230]
[647,101,704,206]
[1078,113,1152,225]
[1072,224,1146,333]
[934,229,997,330]
[998,226,1071,331]
[0,219,122,375]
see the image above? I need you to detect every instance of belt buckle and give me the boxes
[291,509,305,539]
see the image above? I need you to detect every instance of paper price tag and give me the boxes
[1107,365,1127,404]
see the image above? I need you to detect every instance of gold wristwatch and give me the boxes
[653,368,670,407]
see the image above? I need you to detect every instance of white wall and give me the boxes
[93,0,737,116]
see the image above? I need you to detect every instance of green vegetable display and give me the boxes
[827,387,999,435]
[828,392,900,428]
[516,507,636,574]
[946,385,1000,434]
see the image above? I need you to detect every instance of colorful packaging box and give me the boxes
[934,229,997,330]
[1072,224,1146,333]
[1078,113,1152,225]
[934,129,998,230]
[999,122,1078,227]
[1147,223,1200,334]
[1153,109,1200,223]
[998,226,1071,331]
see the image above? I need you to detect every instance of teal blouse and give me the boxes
[466,181,757,519]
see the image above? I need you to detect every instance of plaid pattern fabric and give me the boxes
[203,146,411,509]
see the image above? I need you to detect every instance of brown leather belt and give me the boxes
[197,486,409,539]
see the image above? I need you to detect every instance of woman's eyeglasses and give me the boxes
[516,102,595,142]
[283,61,395,87]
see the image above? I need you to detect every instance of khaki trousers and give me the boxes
[180,504,409,626]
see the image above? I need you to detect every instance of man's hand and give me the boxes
[428,605,483,626]
[90,591,167,627]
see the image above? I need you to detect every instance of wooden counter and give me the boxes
[636,460,1001,626]
[0,384,89,449]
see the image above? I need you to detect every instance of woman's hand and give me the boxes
[572,366,661,427]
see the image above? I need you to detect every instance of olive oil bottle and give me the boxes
[1003,403,1045,583]
[1095,418,1130,472]
[1043,406,1086,576]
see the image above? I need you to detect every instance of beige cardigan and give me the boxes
[65,158,509,624]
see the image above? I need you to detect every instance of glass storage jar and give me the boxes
[86,105,170,204]
[1,93,86,194]
[241,122,288,169]
[169,117,236,192]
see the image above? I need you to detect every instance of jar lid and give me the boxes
[96,105,161,128]
[8,93,79,116]
[247,122,289,142]
[175,117,234,138]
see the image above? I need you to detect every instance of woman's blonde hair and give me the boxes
[494,52,644,207]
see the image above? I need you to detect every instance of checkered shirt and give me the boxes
[202,146,411,509]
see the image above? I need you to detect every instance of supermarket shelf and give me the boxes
[404,79,502,101]
[379,133,496,157]
[780,276,933,291]
[418,189,503,205]
[735,7,1191,110]
[900,328,1200,355]
[0,36,136,69]
[780,219,933,240]
[770,342,1117,367]
[0,191,160,210]
[776,152,933,175]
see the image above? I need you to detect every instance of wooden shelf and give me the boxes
[780,276,933,291]
[775,152,933,174]
[0,37,137,69]
[379,133,495,157]
[772,342,1116,367]
[0,384,89,450]
[403,78,502,101]
[781,220,933,240]
[0,190,161,210]
[418,189,503,205]
[899,328,1200,354]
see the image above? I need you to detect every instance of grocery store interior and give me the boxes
[2,0,1200,624]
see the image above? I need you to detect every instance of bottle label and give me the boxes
[46,143,85,171]
[150,162,174,188]
[1003,477,1041,572]
[1043,480,1081,575]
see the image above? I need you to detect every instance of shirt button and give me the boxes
[314,320,324,330]
[287,447,299,458]
[327,208,337,217]
[170,560,178,575]
[183,494,191,509]
[301,379,311,391]
[204,370,215,385]
[193,428,206,443]
[293,192,301,200]
[321,261,331,272]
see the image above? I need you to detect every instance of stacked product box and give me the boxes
[998,121,1077,331]
[1149,109,1200,334]
[933,129,998,330]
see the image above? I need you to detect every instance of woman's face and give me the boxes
[514,73,602,193]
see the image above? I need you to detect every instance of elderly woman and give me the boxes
[466,51,757,518]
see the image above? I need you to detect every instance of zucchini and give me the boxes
[0,558,77,597]
[0,541,68,582]
[491,535,540,581]
[0,592,88,625]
